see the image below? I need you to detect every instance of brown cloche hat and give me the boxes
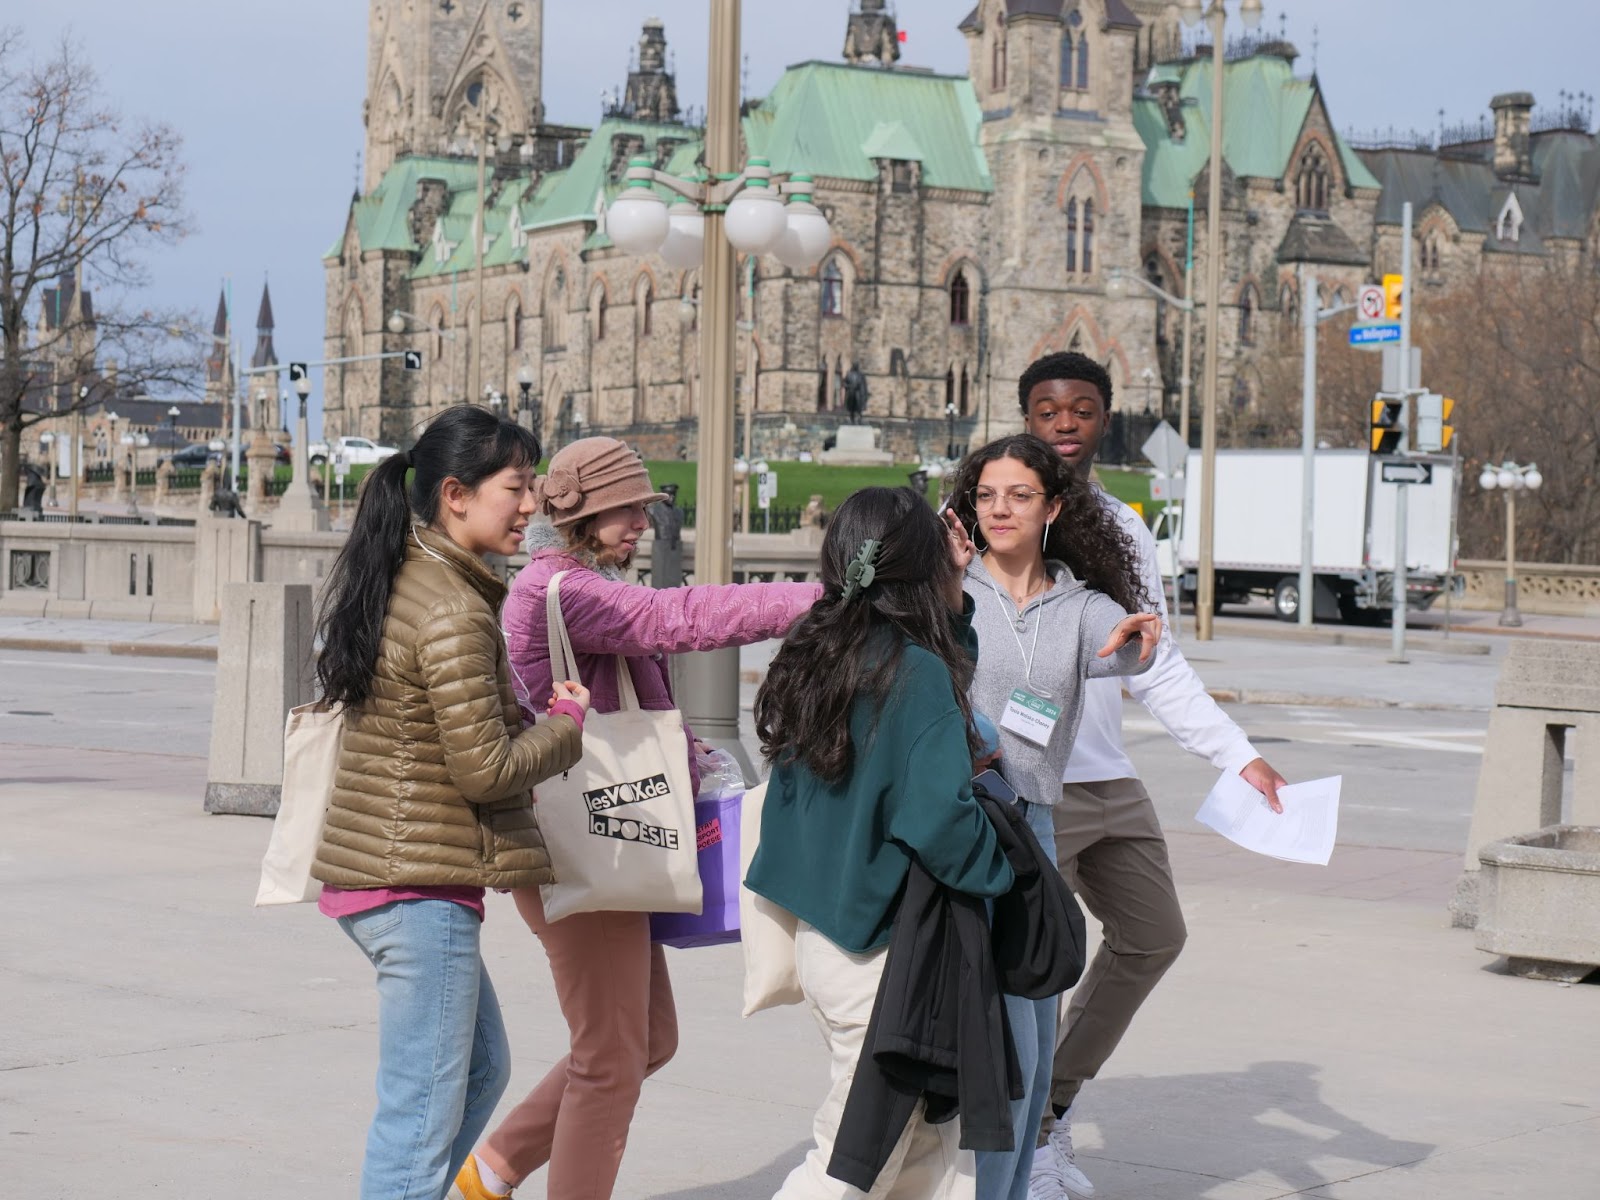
[536,437,667,527]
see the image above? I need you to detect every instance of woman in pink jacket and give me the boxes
[454,437,819,1200]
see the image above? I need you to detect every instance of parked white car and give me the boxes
[308,435,400,468]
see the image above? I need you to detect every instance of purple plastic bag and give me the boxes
[650,793,742,949]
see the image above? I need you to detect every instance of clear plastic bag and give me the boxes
[695,746,747,801]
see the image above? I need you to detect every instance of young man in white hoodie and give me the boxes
[1020,352,1288,1200]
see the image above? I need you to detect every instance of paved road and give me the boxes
[4,645,1598,1198]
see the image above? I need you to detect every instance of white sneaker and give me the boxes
[1030,1108,1095,1199]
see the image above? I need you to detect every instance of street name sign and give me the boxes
[1350,323,1402,347]
[1381,461,1433,485]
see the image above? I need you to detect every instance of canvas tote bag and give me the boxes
[537,571,702,922]
[738,779,804,1016]
[255,702,343,906]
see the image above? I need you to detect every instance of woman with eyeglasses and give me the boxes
[944,434,1160,1200]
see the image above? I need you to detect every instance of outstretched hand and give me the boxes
[1097,612,1162,664]
[1240,756,1287,814]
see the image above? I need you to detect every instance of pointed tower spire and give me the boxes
[251,281,278,370]
[206,287,231,386]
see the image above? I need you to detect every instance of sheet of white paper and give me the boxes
[1195,772,1341,866]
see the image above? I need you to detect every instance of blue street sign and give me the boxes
[1350,322,1402,346]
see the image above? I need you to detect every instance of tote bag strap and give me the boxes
[546,570,642,711]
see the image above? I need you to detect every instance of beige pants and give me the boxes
[1049,778,1187,1112]
[774,923,975,1200]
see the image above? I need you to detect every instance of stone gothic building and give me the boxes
[322,0,1599,459]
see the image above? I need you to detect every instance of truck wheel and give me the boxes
[1272,577,1301,622]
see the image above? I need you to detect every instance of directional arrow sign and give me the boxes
[403,350,423,371]
[288,362,309,383]
[1381,461,1433,485]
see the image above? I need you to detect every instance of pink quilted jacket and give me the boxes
[503,545,820,784]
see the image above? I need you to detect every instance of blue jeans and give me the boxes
[338,899,511,1200]
[977,800,1060,1200]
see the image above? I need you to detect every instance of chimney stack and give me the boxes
[1490,92,1536,183]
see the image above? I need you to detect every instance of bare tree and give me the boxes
[1237,266,1600,565]
[0,28,196,509]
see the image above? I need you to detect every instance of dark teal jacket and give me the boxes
[746,604,1015,953]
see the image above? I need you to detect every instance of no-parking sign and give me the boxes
[1357,286,1386,322]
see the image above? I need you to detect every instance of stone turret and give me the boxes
[844,0,901,67]
[621,19,679,123]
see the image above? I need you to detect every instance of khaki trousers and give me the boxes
[479,889,678,1200]
[1049,778,1187,1112]
[773,923,975,1200]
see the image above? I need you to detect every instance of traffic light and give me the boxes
[1416,393,1454,452]
[1383,274,1404,320]
[1370,396,1404,454]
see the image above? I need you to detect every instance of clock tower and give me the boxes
[363,0,544,189]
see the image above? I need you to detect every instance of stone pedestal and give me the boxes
[1452,641,1600,926]
[193,517,262,622]
[154,460,175,504]
[244,435,276,517]
[1475,826,1600,981]
[819,424,894,466]
[204,582,316,816]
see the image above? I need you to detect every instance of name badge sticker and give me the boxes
[999,687,1062,747]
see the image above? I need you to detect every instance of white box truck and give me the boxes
[1156,448,1461,623]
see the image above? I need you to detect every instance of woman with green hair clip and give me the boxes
[748,486,1014,1200]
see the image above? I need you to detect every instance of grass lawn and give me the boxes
[641,460,1158,523]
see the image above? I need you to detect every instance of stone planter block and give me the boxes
[1475,826,1600,980]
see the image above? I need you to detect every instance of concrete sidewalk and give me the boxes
[2,744,1594,1198]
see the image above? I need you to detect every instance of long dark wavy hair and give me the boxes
[755,486,979,785]
[315,405,541,708]
[947,434,1148,614]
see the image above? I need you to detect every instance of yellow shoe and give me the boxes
[450,1155,512,1200]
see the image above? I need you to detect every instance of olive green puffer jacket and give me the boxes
[312,525,582,890]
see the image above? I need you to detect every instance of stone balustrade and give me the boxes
[1457,559,1600,618]
[0,517,823,624]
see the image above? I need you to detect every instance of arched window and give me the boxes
[1144,252,1171,342]
[543,268,565,350]
[945,367,956,412]
[991,18,1007,90]
[1076,32,1090,91]
[1065,199,1079,273]
[820,259,845,318]
[1237,286,1257,345]
[1081,199,1096,273]
[1060,33,1075,88]
[508,298,524,351]
[429,306,446,361]
[635,277,653,337]
[817,361,829,411]
[949,270,971,325]
[960,365,971,416]
[1295,146,1331,212]
[1278,282,1298,342]
[589,285,606,341]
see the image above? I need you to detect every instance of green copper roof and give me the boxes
[1136,54,1381,209]
[743,61,992,192]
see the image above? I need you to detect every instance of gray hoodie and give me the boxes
[963,558,1152,810]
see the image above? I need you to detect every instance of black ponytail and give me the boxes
[315,405,541,708]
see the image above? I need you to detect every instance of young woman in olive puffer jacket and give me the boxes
[311,405,589,1200]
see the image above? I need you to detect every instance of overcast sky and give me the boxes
[19,1,1599,435]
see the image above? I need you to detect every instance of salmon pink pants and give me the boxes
[478,889,678,1199]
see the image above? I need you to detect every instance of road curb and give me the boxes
[1201,687,1488,714]
[0,637,217,661]
[1209,620,1494,656]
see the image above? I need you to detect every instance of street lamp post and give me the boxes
[517,364,535,435]
[600,0,833,770]
[1479,460,1542,628]
[276,375,330,531]
[1179,0,1264,641]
